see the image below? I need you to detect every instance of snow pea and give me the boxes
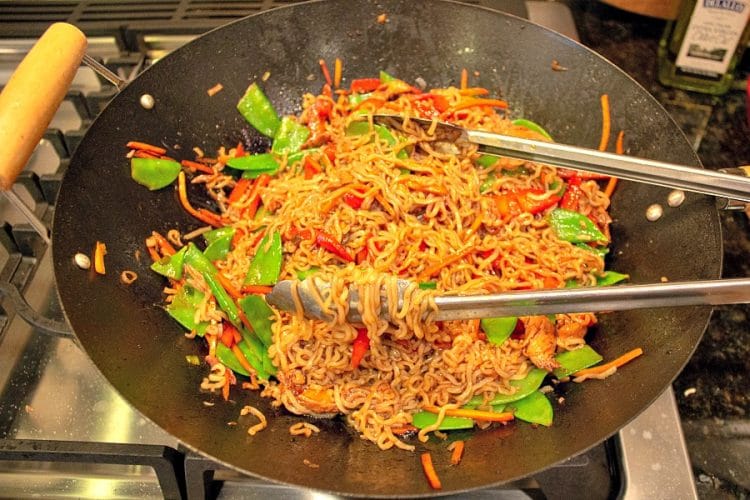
[379,70,396,82]
[166,285,208,336]
[346,121,409,159]
[466,368,547,407]
[130,157,181,190]
[476,154,499,168]
[151,246,187,280]
[412,411,474,431]
[349,92,373,106]
[184,244,242,329]
[553,345,603,378]
[511,118,553,140]
[203,227,235,262]
[227,154,279,178]
[237,83,280,137]
[480,316,518,346]
[548,208,608,244]
[295,266,320,280]
[506,391,553,426]
[216,339,272,380]
[596,271,629,286]
[238,295,274,347]
[271,117,310,155]
[575,242,609,258]
[418,281,437,290]
[244,231,282,285]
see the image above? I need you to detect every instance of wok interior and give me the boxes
[52,0,721,496]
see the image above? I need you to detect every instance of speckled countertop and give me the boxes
[566,1,750,497]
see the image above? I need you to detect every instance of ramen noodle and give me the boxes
[139,71,627,452]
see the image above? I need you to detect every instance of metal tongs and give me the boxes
[374,115,750,205]
[265,117,750,322]
[266,277,750,323]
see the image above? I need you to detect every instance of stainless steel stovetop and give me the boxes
[0,2,698,498]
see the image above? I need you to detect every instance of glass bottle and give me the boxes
[658,0,750,95]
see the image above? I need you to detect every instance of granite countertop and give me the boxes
[566,2,750,497]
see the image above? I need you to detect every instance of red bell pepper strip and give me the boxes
[228,178,252,204]
[561,176,582,210]
[315,229,354,262]
[303,156,322,179]
[350,328,370,369]
[342,192,364,209]
[494,189,560,217]
[350,78,382,93]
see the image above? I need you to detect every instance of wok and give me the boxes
[18,0,725,496]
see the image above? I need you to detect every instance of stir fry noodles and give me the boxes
[132,68,640,454]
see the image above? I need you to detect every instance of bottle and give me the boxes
[658,0,750,95]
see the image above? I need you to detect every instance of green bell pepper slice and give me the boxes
[166,285,209,336]
[506,391,553,427]
[271,117,310,155]
[466,368,547,407]
[548,208,608,244]
[151,246,187,280]
[131,157,181,191]
[238,295,274,347]
[412,411,474,431]
[553,345,603,379]
[227,154,280,178]
[244,231,283,285]
[481,316,518,346]
[237,83,281,137]
[511,118,553,141]
[203,227,235,262]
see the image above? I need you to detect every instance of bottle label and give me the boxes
[675,0,750,77]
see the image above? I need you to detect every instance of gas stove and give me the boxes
[0,1,699,498]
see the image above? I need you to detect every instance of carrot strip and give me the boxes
[422,405,514,423]
[126,141,166,155]
[93,241,107,275]
[391,424,417,436]
[133,150,161,159]
[216,272,242,300]
[319,59,332,87]
[228,178,253,204]
[334,57,342,89]
[221,379,231,400]
[604,130,624,198]
[177,171,222,227]
[146,244,161,262]
[420,452,442,490]
[450,441,465,465]
[573,347,644,377]
[241,284,273,295]
[181,159,214,175]
[452,98,508,111]
[458,87,489,96]
[244,173,271,219]
[598,94,611,152]
[151,231,176,256]
[420,248,473,279]
[460,68,468,90]
[231,344,255,374]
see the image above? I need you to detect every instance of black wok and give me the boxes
[49,0,721,496]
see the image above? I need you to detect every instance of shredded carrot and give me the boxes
[222,379,231,400]
[452,98,508,111]
[423,405,514,423]
[460,68,468,90]
[231,344,255,375]
[93,241,107,275]
[151,231,176,256]
[604,130,624,198]
[450,441,465,465]
[181,159,214,175]
[598,94,611,152]
[391,424,417,436]
[126,141,166,155]
[319,58,332,87]
[420,452,442,490]
[177,171,222,227]
[216,272,242,300]
[228,178,253,204]
[420,248,473,279]
[333,57,342,89]
[243,173,271,219]
[573,347,644,377]
[146,244,161,262]
[207,83,224,97]
[241,284,273,295]
[465,211,484,239]
[458,87,489,96]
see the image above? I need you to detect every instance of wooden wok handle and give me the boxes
[0,23,87,191]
